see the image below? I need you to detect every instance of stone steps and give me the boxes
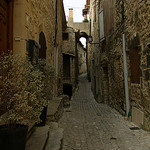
[47,95,70,122]
[45,122,64,150]
[26,125,50,150]
[26,95,69,150]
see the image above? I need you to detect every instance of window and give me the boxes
[94,1,96,22]
[99,8,105,41]
[63,33,69,40]
[129,48,140,84]
[52,0,54,9]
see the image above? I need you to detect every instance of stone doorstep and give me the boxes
[47,97,62,116]
[47,95,70,122]
[45,122,64,150]
[26,96,69,150]
[26,125,50,150]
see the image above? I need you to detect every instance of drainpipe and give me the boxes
[89,19,92,36]
[53,0,58,97]
[122,0,130,116]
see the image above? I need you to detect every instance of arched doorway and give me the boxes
[0,0,13,55]
[39,32,46,59]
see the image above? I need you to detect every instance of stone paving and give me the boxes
[59,74,150,150]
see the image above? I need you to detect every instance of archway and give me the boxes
[78,32,88,75]
[39,32,46,59]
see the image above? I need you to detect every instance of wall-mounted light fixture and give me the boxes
[88,35,93,43]
[88,35,99,44]
[88,19,99,45]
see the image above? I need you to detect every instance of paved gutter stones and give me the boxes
[26,125,50,150]
[45,122,64,150]
[59,75,150,150]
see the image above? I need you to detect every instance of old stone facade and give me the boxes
[62,27,79,99]
[0,0,67,97]
[13,0,55,59]
[68,8,90,78]
[89,0,150,130]
[77,42,87,74]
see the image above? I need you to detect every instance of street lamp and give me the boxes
[88,18,99,45]
[88,35,93,44]
[88,35,99,45]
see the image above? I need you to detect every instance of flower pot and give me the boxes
[0,124,28,150]
[36,106,47,126]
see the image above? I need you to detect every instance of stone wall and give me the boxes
[90,0,150,130]
[54,0,67,96]
[77,43,87,74]
[62,28,76,56]
[13,0,55,63]
[13,0,66,96]
[62,27,78,90]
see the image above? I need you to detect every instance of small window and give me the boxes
[63,33,69,40]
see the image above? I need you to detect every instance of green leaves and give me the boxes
[0,54,55,125]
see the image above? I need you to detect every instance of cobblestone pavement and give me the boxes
[59,74,150,150]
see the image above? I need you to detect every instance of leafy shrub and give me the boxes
[0,53,54,126]
[83,19,89,22]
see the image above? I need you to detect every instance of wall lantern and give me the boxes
[88,35,99,45]
[88,35,93,44]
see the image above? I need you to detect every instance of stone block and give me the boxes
[147,55,150,67]
[144,70,150,80]
[26,126,50,150]
[132,107,144,128]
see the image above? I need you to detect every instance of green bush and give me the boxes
[0,53,55,126]
[83,19,89,22]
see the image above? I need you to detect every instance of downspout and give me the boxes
[54,0,58,64]
[53,0,58,96]
[122,0,130,117]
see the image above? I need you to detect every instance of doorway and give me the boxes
[0,0,13,55]
[63,84,72,100]
[39,32,46,59]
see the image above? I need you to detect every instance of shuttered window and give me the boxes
[129,49,140,84]
[99,9,104,41]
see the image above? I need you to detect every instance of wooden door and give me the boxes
[0,0,13,56]
[0,0,8,55]
[129,48,140,84]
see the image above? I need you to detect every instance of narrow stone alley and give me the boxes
[59,74,150,150]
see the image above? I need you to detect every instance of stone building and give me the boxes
[68,8,90,78]
[78,42,87,74]
[0,0,67,96]
[62,27,79,99]
[89,0,150,130]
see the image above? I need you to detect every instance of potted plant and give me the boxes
[0,53,47,150]
[36,59,55,126]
